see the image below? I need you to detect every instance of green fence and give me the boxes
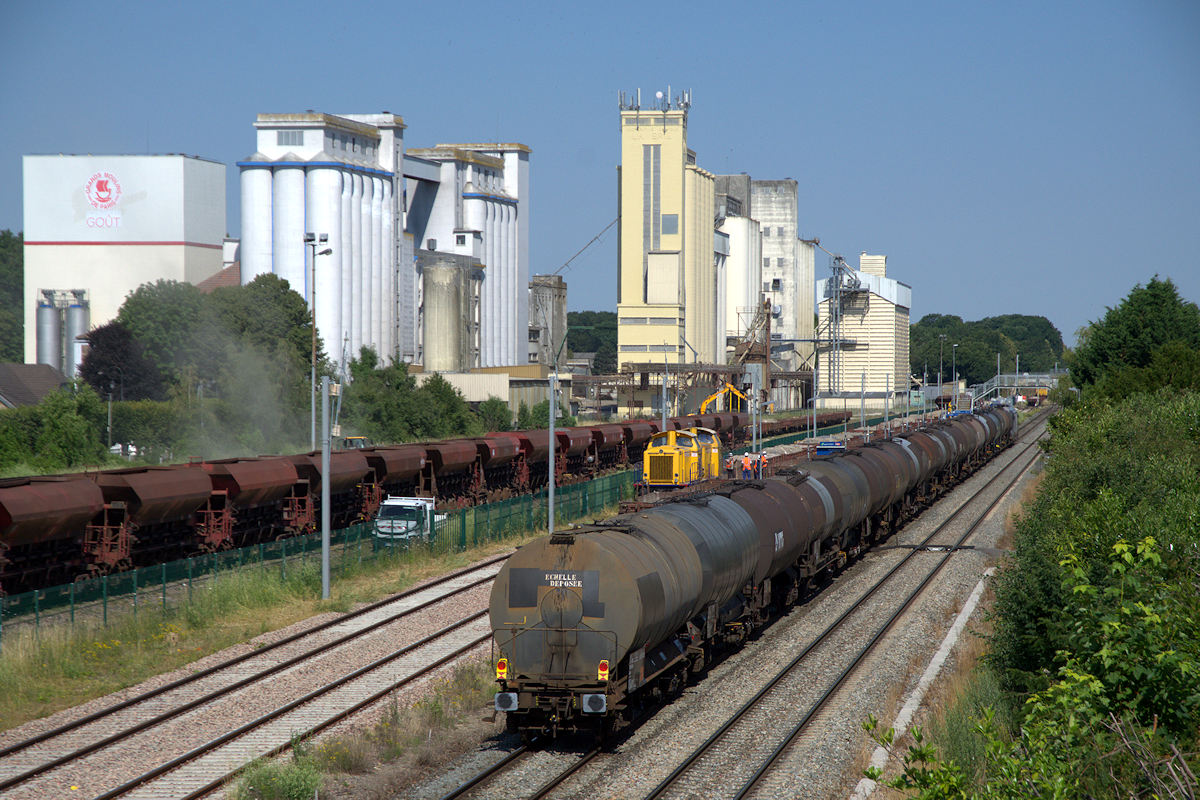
[0,470,638,647]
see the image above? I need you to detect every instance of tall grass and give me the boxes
[0,564,321,730]
[230,659,495,799]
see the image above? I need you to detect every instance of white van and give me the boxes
[373,496,447,546]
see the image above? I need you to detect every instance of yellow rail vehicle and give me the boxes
[641,427,722,488]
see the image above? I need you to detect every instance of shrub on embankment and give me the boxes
[866,388,1200,797]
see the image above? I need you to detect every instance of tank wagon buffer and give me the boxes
[488,406,1018,740]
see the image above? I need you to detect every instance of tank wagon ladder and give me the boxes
[192,490,234,552]
[82,502,135,576]
[280,479,315,534]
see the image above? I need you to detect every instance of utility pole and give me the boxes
[938,334,946,414]
[320,376,331,600]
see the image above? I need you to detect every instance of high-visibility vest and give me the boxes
[742,454,752,470]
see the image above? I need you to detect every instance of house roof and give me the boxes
[0,363,71,408]
[197,262,241,293]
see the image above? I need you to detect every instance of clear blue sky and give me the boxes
[3,0,1197,346]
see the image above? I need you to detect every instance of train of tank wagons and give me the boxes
[489,405,1019,739]
[0,410,851,596]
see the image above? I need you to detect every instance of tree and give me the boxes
[79,320,166,401]
[1071,276,1200,388]
[567,311,618,372]
[0,230,22,362]
[116,279,219,384]
[909,313,1065,386]
[476,396,513,432]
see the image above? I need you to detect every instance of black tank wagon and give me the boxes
[489,406,1018,738]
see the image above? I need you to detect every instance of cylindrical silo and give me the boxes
[350,173,363,356]
[308,168,342,365]
[240,166,273,284]
[360,176,374,355]
[502,203,513,365]
[370,175,383,355]
[340,170,353,363]
[64,295,89,377]
[423,264,463,372]
[380,180,394,360]
[485,200,497,365]
[36,293,62,371]
[273,166,306,293]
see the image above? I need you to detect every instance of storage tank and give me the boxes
[36,291,62,371]
[240,165,274,283]
[420,254,482,372]
[64,293,89,378]
[423,263,464,372]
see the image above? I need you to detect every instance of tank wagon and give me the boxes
[489,406,1017,738]
[0,408,850,595]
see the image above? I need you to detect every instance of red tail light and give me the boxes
[496,658,508,680]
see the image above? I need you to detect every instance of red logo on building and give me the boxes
[85,171,122,209]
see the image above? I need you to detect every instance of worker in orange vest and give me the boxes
[741,452,753,479]
[756,452,766,478]
[724,454,735,478]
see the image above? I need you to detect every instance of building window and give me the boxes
[777,226,784,236]
[762,227,770,237]
[777,258,787,268]
[648,317,677,325]
[455,234,466,246]
[277,130,302,146]
[661,213,678,235]
[772,278,782,291]
[620,344,648,352]
[763,258,770,269]
[529,329,540,342]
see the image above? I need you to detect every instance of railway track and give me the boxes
[436,411,1048,800]
[0,554,510,799]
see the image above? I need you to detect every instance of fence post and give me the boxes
[281,538,287,580]
[133,569,138,619]
[102,574,108,627]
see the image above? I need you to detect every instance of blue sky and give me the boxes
[3,0,1197,345]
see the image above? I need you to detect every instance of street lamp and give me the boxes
[304,232,332,451]
[937,334,947,411]
[952,343,959,403]
[546,322,593,533]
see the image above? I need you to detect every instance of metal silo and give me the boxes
[64,291,89,377]
[36,291,62,371]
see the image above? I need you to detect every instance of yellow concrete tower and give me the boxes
[616,89,714,370]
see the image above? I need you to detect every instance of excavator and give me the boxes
[699,382,749,414]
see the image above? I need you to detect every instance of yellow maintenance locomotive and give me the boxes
[641,427,722,488]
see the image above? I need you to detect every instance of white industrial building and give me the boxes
[405,144,530,368]
[751,179,814,368]
[239,113,405,365]
[22,154,226,373]
[714,175,763,346]
[815,252,911,406]
[238,112,530,370]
